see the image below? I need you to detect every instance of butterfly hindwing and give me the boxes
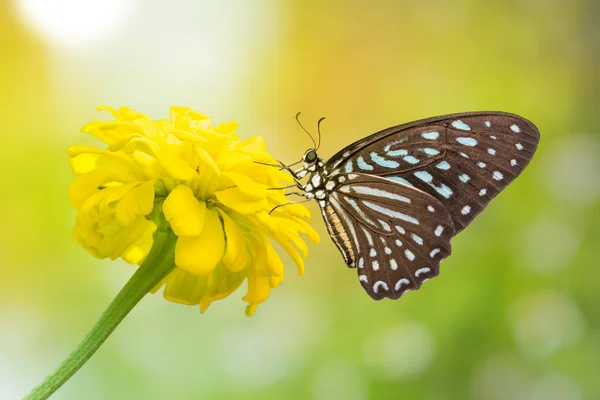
[325,112,540,232]
[320,173,455,300]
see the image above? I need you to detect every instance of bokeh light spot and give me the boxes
[363,320,436,379]
[510,291,583,358]
[14,0,138,48]
[517,215,581,274]
[312,360,367,400]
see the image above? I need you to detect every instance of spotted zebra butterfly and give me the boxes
[279,112,540,300]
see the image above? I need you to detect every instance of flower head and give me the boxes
[68,106,319,315]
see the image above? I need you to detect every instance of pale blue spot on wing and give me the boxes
[436,161,451,170]
[387,149,408,157]
[423,148,440,156]
[451,120,471,131]
[436,184,453,199]
[362,200,419,225]
[356,156,374,171]
[421,131,439,140]
[345,160,353,173]
[414,171,433,183]
[351,186,411,203]
[403,155,420,164]
[414,171,453,198]
[456,137,477,146]
[384,138,408,152]
[459,173,471,183]
[388,176,413,187]
[370,152,400,168]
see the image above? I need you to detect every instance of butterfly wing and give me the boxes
[325,112,540,232]
[320,173,455,300]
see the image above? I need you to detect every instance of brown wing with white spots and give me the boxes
[320,173,455,300]
[325,112,540,233]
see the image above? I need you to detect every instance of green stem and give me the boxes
[25,228,177,400]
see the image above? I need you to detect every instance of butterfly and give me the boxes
[276,112,540,300]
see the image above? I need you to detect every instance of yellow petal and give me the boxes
[222,171,267,199]
[121,220,157,264]
[163,185,206,236]
[175,209,224,275]
[193,147,221,198]
[68,169,133,210]
[115,180,156,226]
[156,145,199,181]
[219,211,249,272]
[243,275,270,306]
[215,188,267,215]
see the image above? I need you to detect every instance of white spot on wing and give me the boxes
[484,121,491,127]
[395,239,403,247]
[461,205,471,215]
[516,143,524,151]
[359,275,368,283]
[373,281,388,293]
[477,162,486,168]
[325,180,336,190]
[404,249,415,261]
[372,261,380,271]
[451,120,471,131]
[411,233,423,245]
[389,259,398,270]
[395,279,410,291]
[427,205,435,212]
[434,225,444,237]
[493,171,504,180]
[510,124,521,133]
[459,173,471,183]
[370,248,377,257]
[488,148,496,156]
[430,248,441,258]
[511,159,518,166]
[479,188,487,196]
[415,267,431,277]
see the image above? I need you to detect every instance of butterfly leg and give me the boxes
[268,199,311,215]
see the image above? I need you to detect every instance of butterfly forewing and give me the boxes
[325,112,540,232]
[320,173,455,300]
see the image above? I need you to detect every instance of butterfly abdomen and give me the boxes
[321,204,356,268]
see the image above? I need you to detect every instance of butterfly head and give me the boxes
[302,148,319,166]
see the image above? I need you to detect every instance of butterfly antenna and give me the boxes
[295,112,317,149]
[316,117,326,150]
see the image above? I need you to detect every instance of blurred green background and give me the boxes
[1,1,599,399]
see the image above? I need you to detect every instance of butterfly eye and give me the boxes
[304,150,317,163]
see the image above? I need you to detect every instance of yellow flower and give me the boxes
[68,106,319,316]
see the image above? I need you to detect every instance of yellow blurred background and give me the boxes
[1,0,599,399]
